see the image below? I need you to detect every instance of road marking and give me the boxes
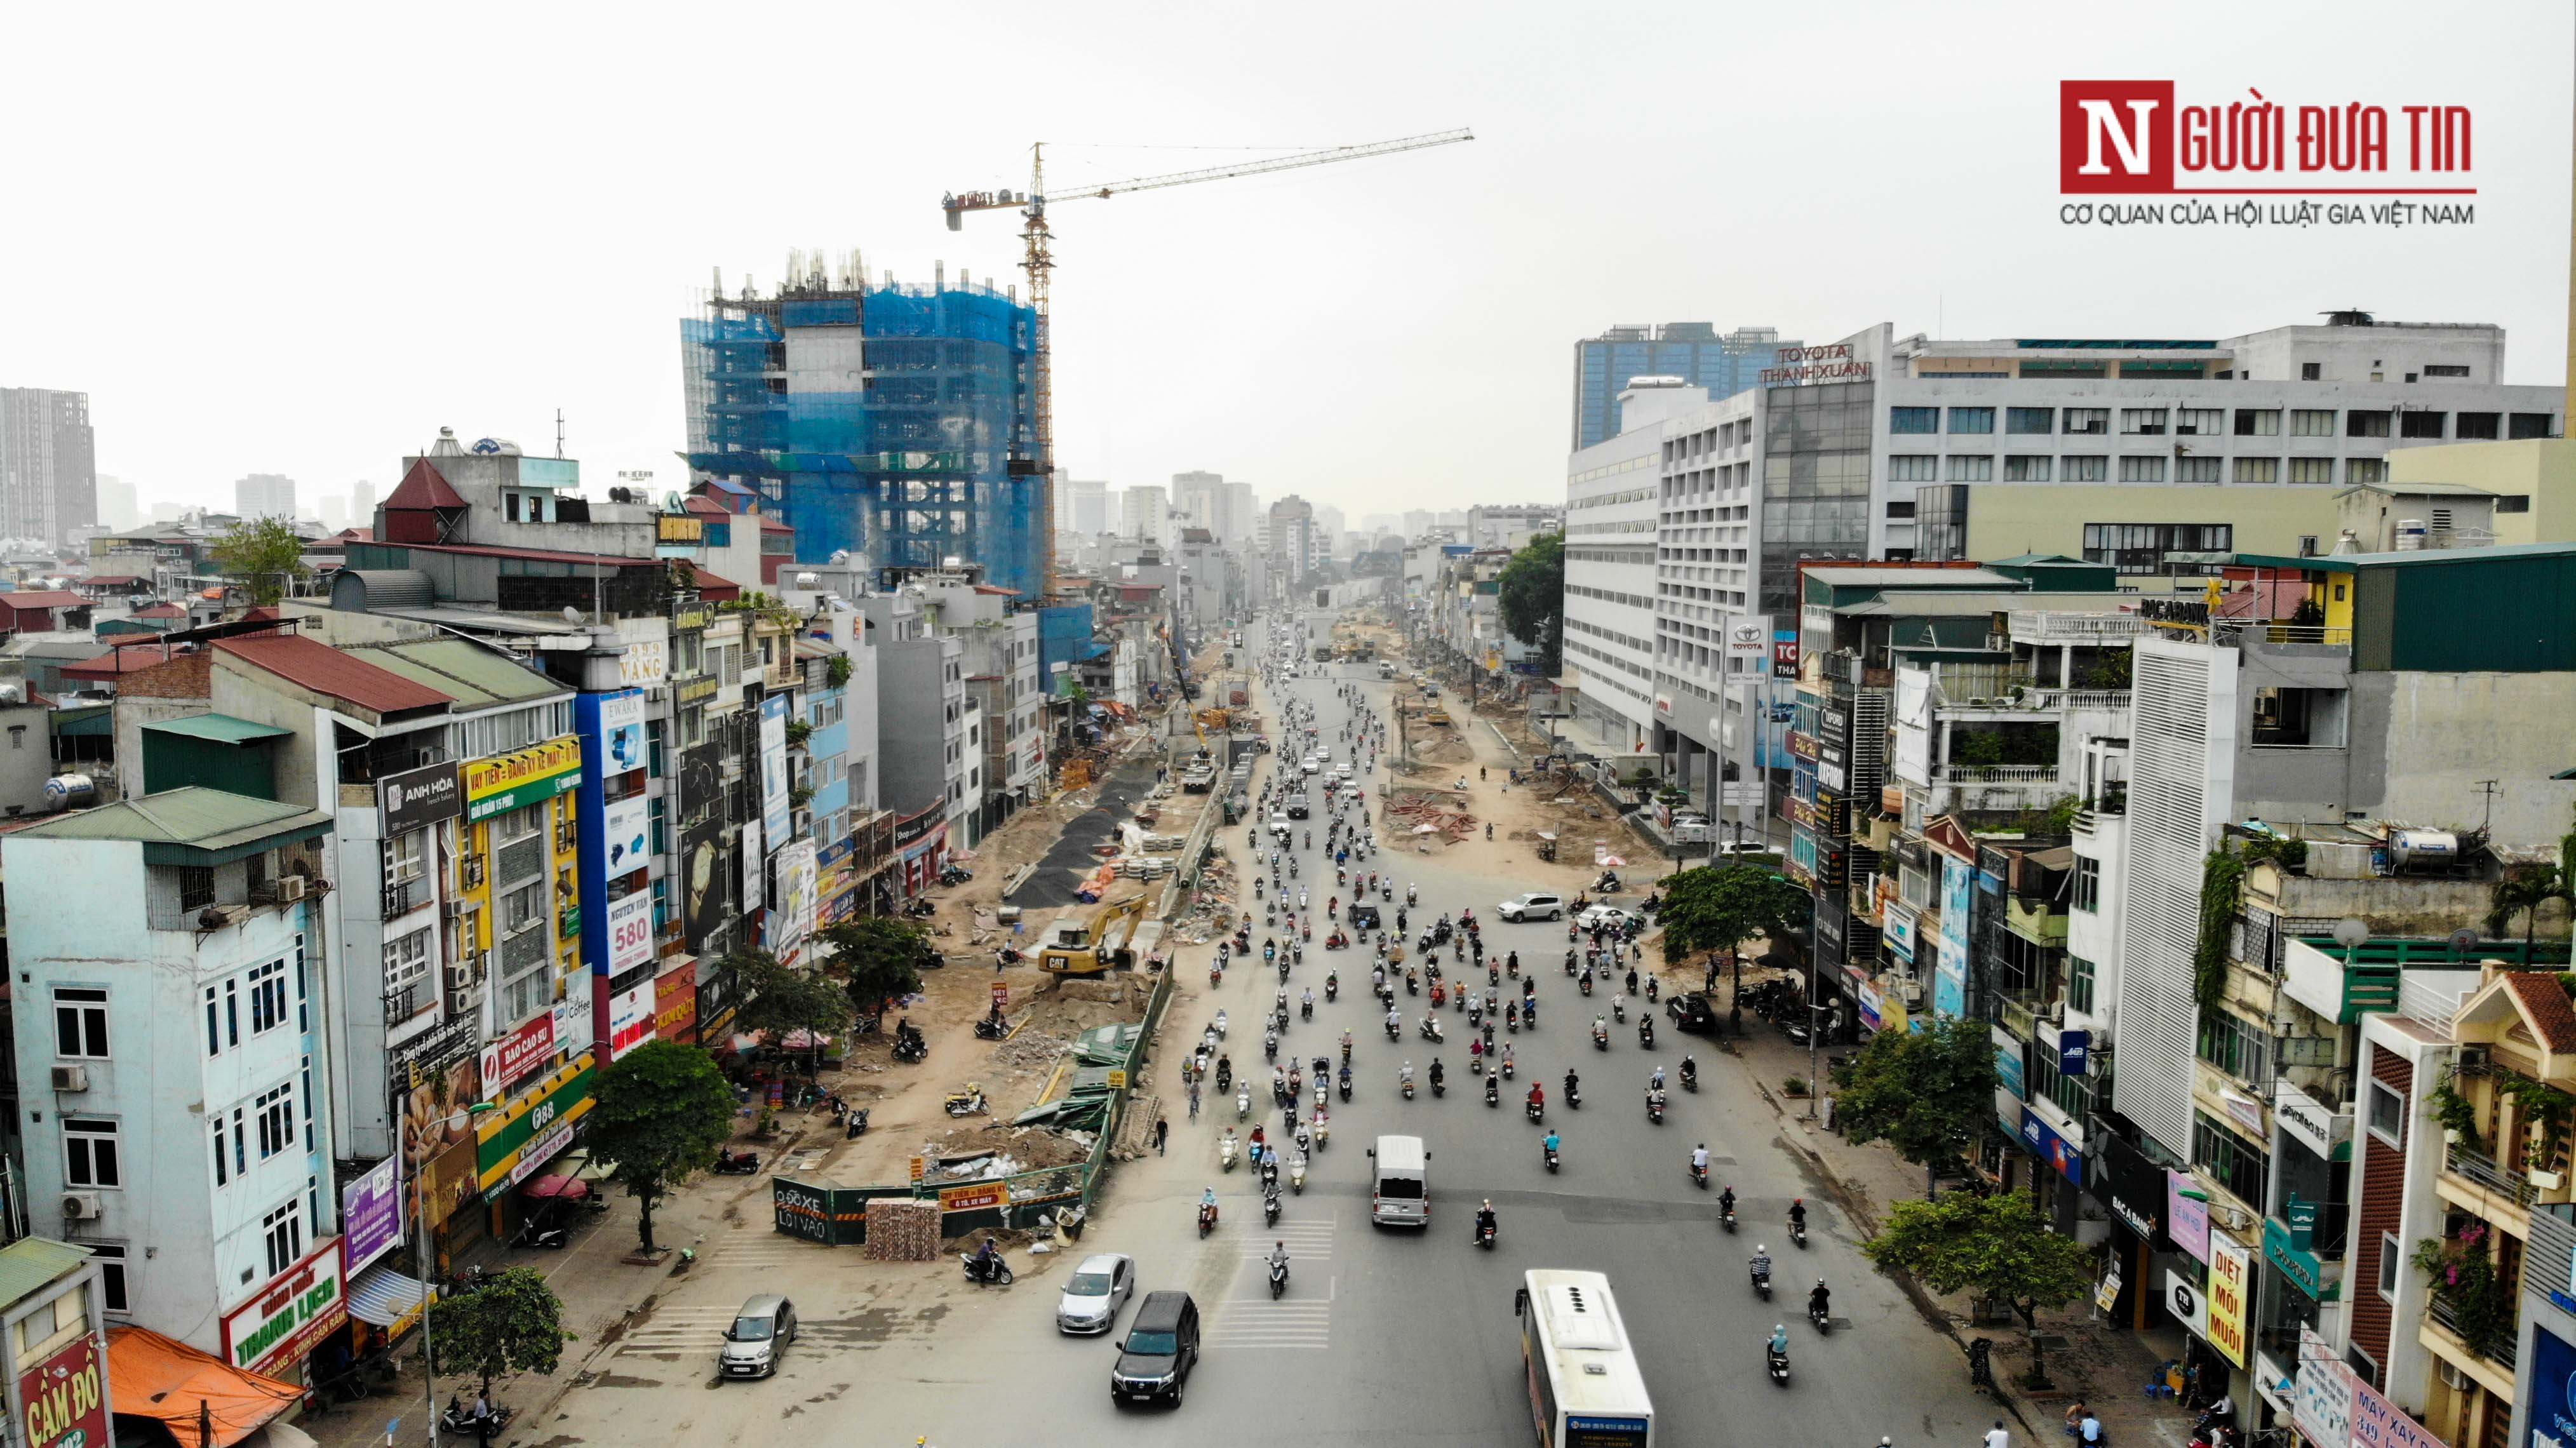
[610,1305,738,1358]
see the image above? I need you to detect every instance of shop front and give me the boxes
[654,957,699,1047]
[475,1053,598,1240]
[218,1238,348,1388]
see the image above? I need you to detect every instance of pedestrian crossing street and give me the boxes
[610,1304,740,1359]
[1208,1217,1336,1349]
[696,1232,829,1271]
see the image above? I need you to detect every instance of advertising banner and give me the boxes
[476,1055,596,1197]
[2093,1133,2165,1242]
[2206,1234,2252,1367]
[1772,626,1799,681]
[605,889,654,975]
[2163,1270,2208,1337]
[655,958,699,1045]
[741,814,763,915]
[478,1014,555,1096]
[220,1238,346,1378]
[681,821,727,947]
[601,795,650,877]
[597,689,648,775]
[760,693,792,845]
[379,760,462,835]
[938,1181,1008,1213]
[2167,1172,2212,1262]
[679,745,721,825]
[608,977,657,1061]
[340,1156,403,1277]
[1935,857,1972,1019]
[464,735,583,822]
[1994,1026,2027,1099]
[1725,614,1771,664]
[2293,1325,2356,1448]
[2349,1374,2443,1448]
[17,1331,108,1448]
[774,838,817,960]
[1882,899,1918,962]
[2022,1106,2084,1186]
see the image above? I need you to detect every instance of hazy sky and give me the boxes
[6,1,2568,522]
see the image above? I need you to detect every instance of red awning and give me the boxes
[522,1174,592,1202]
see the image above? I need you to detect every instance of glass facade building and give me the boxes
[1757,381,1875,617]
[1572,323,1799,450]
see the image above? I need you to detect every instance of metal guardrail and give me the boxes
[2445,1143,2539,1206]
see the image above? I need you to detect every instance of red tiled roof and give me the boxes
[62,644,190,680]
[2504,972,2576,1052]
[213,633,452,715]
[384,458,467,511]
[682,496,730,516]
[0,591,87,610]
[690,568,742,602]
[758,517,794,533]
[971,584,1018,596]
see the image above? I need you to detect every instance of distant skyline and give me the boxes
[4,2,2570,526]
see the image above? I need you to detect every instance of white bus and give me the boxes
[1513,1270,1654,1447]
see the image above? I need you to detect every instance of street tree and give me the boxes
[427,1266,573,1406]
[587,1040,738,1255]
[725,948,853,1076]
[818,916,933,1019]
[1831,1017,1997,1194]
[210,517,311,605]
[1496,532,1565,676]
[1656,863,1809,979]
[1862,1190,2094,1387]
[2488,815,2576,953]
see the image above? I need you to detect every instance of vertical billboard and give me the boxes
[1935,855,1972,1019]
[760,693,791,845]
[773,837,818,962]
[681,820,728,948]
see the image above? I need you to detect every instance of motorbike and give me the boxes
[1567,1083,1583,1110]
[1501,1056,1516,1079]
[1691,1161,1708,1189]
[1419,1019,1444,1043]
[1269,1256,1290,1299]
[1432,1072,1446,1098]
[1681,1061,1699,1093]
[1237,1090,1252,1120]
[1486,1076,1499,1107]
[1385,1018,1402,1041]
[441,1398,516,1438]
[1766,1343,1790,1385]
[1808,1298,1832,1335]
[1722,1204,1738,1233]
[1544,1141,1561,1173]
[1752,1263,1773,1299]
[1477,1219,1498,1250]
[845,1107,871,1140]
[714,1148,760,1175]
[944,1086,989,1118]
[1216,1060,1235,1094]
[973,1016,1008,1041]
[1215,1010,1230,1038]
[1198,1201,1219,1237]
[1325,974,1339,1002]
[1263,1190,1282,1226]
[1338,1069,1353,1102]
[1301,996,1314,1020]
[1291,1156,1308,1193]
[960,1250,1015,1287]
[1265,1033,1280,1062]
[1639,1019,1655,1049]
[1221,1134,1240,1171]
[1526,1099,1544,1125]
[892,1035,929,1064]
[1579,974,1594,997]
[512,1216,570,1250]
[1593,871,1622,894]
[1613,998,1626,1022]
[1401,1075,1416,1100]
[1789,1217,1809,1249]
[1592,1022,1610,1050]
[1647,1091,1665,1125]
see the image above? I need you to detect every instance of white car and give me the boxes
[1056,1252,1136,1334]
[1576,905,1638,933]
[1497,892,1567,923]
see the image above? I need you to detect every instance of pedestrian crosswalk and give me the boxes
[1208,1216,1336,1349]
[1233,1216,1335,1263]
[695,1232,829,1271]
[609,1304,738,1359]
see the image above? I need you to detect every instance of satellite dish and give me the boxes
[2449,927,2483,956]
[562,605,584,626]
[2332,918,2371,949]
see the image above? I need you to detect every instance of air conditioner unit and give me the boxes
[49,1064,88,1092]
[443,899,471,921]
[2458,1044,2491,1068]
[276,876,306,902]
[2438,1360,2471,1391]
[1901,981,1926,1006]
[443,960,478,992]
[60,1193,98,1221]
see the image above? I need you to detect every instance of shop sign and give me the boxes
[341,1156,404,1277]
[2021,1105,2083,1186]
[1882,901,1918,961]
[938,1181,1007,1213]
[657,514,704,543]
[1788,731,1820,763]
[1772,627,1800,681]
[221,1239,347,1378]
[18,1331,108,1448]
[2263,1214,2328,1301]
[554,991,593,1057]
[654,960,699,1044]
[2163,1269,2208,1337]
[2206,1234,2252,1367]
[616,633,668,688]
[2349,1374,2442,1448]
[464,736,583,822]
[479,1014,556,1094]
[2292,1327,2354,1448]
[379,761,462,835]
[2059,1029,2090,1078]
[675,676,720,705]
[670,606,710,633]
[2167,1171,2212,1263]
[596,689,648,774]
[604,889,655,975]
[391,1012,479,1084]
[2093,1134,2164,1242]
[476,1054,596,1195]
[2272,1080,2351,1162]
[2222,1088,2266,1135]
[759,694,791,845]
[608,977,657,1061]
[2523,1325,2576,1448]
[1994,1027,2027,1099]
[1858,982,1883,1031]
[1934,856,1972,1019]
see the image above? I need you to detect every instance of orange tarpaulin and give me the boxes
[107,1325,300,1448]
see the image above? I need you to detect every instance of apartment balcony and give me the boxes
[2423,1294,2520,1393]
[2436,1142,2546,1242]
[2003,897,2069,948]
[1934,762,2060,786]
[1994,991,2042,1042]
[2007,611,2155,646]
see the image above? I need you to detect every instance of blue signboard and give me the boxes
[2021,1106,2084,1187]
[1934,856,1972,1019]
[1996,1041,2027,1099]
[2059,1029,2091,1078]
[2531,1325,2576,1448]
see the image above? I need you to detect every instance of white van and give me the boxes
[1366,1134,1430,1228]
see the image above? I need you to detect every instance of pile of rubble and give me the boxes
[990,1027,1072,1074]
[1385,791,1477,843]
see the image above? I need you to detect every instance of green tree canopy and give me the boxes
[1831,1017,1999,1186]
[210,517,311,606]
[724,949,853,1074]
[427,1266,572,1401]
[1496,532,1565,676]
[2488,813,2576,951]
[818,916,933,1017]
[1656,863,1809,969]
[1862,1190,2094,1384]
[587,1039,739,1254]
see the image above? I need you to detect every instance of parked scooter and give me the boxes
[714,1148,760,1175]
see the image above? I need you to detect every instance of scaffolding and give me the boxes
[681,252,1044,598]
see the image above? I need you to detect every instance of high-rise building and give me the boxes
[1171,471,1223,533]
[1223,481,1258,546]
[95,474,138,532]
[350,479,376,526]
[1119,484,1167,545]
[1571,323,1801,450]
[234,473,298,520]
[0,386,95,544]
[1267,495,1318,587]
[683,253,1047,597]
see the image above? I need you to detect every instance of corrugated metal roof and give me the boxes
[17,786,330,858]
[384,458,467,511]
[361,640,565,711]
[143,713,293,744]
[61,645,188,679]
[0,1238,90,1310]
[214,633,452,716]
[337,570,434,610]
[0,591,87,610]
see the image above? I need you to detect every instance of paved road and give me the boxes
[525,609,2008,1448]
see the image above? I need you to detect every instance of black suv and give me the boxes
[1285,793,1311,819]
[1111,1290,1200,1406]
[1666,991,1717,1035]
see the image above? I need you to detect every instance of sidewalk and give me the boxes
[1700,1004,2198,1448]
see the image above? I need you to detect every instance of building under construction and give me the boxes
[681,251,1047,598]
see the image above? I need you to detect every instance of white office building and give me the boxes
[1562,381,1695,755]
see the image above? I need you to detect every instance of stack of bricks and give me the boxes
[863,1198,941,1261]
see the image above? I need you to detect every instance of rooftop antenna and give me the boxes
[555,409,565,459]
[2476,778,2500,831]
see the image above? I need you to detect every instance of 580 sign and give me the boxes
[605,891,654,974]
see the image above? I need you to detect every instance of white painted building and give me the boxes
[1562,382,1694,755]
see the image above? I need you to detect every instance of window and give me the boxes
[2233,457,2279,485]
[2067,955,2096,1015]
[2455,412,2501,440]
[2345,458,2387,485]
[495,804,542,844]
[2062,455,2108,482]
[2499,495,2532,514]
[2121,408,2168,436]
[502,881,546,935]
[53,988,107,1059]
[385,830,424,883]
[2175,457,2222,483]
[383,930,431,991]
[301,1056,316,1153]
[1888,407,1938,434]
[2063,408,2108,436]
[2422,364,2471,379]
[2234,409,2282,437]
[2288,458,2334,485]
[1945,455,1993,482]
[2073,859,2100,913]
[2291,409,2338,438]
[1884,500,1917,519]
[248,959,288,1035]
[204,986,221,1057]
[2400,410,2446,439]
[2345,410,2391,438]
[90,1245,128,1314]
[177,866,215,912]
[2004,455,2052,482]
[255,1082,294,1160]
[1947,407,1994,435]
[211,1117,227,1186]
[2301,362,2323,381]
[2511,413,2558,440]
[2006,407,2055,436]
[2366,1078,2405,1146]
[2191,1109,2271,1207]
[261,1200,304,1278]
[2177,408,2225,437]
[2117,456,2166,483]
[2197,1011,2272,1084]
[2377,1231,2401,1300]
[1888,455,1938,483]
[64,1118,121,1189]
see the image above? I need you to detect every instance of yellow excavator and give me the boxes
[1036,894,1154,976]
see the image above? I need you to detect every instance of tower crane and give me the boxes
[943,128,1473,590]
